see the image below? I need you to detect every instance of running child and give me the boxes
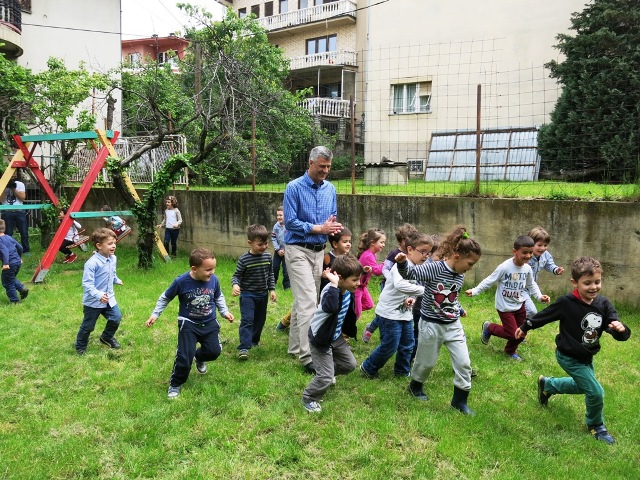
[75,228,124,355]
[301,254,363,413]
[524,226,564,319]
[362,223,417,343]
[466,235,550,361]
[515,256,631,445]
[360,233,432,378]
[355,228,386,319]
[397,225,481,415]
[146,247,234,399]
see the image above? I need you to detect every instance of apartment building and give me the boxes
[1,0,122,129]
[219,0,360,142]
[217,1,589,179]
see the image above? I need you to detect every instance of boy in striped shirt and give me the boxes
[232,224,277,360]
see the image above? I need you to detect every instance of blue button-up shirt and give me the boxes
[283,172,337,245]
[82,251,122,308]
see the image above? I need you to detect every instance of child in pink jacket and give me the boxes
[355,228,386,319]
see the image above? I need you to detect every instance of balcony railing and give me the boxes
[300,97,354,119]
[289,50,357,70]
[258,0,356,32]
[0,0,22,33]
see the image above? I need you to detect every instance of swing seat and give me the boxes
[116,225,132,242]
[69,229,90,249]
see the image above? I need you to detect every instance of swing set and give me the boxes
[0,129,170,283]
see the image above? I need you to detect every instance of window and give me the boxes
[251,4,260,17]
[299,0,311,8]
[316,0,337,4]
[279,0,288,13]
[265,1,273,16]
[238,7,247,17]
[128,52,142,66]
[391,81,432,114]
[306,34,337,55]
[157,51,177,66]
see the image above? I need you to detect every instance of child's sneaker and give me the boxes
[19,288,29,300]
[63,253,77,264]
[481,321,491,345]
[195,360,207,374]
[588,424,615,445]
[508,353,523,361]
[301,400,322,413]
[167,386,181,399]
[275,321,288,332]
[359,364,378,379]
[362,324,372,343]
[237,349,249,361]
[537,375,551,405]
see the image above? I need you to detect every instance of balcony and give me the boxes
[0,0,23,58]
[258,0,356,33]
[289,50,357,71]
[300,97,354,119]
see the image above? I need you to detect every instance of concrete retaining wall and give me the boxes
[71,188,640,306]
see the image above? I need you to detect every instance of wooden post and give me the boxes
[475,84,482,196]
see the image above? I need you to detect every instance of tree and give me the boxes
[537,0,640,182]
[114,7,314,268]
[0,52,34,158]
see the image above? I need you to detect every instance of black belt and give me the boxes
[291,242,325,252]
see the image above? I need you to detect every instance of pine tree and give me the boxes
[538,0,640,182]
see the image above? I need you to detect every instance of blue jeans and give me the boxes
[361,315,414,376]
[237,292,268,350]
[3,210,29,253]
[545,350,605,427]
[163,228,180,255]
[272,252,290,289]
[1,264,25,303]
[75,304,122,351]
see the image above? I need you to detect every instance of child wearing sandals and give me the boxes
[396,225,481,415]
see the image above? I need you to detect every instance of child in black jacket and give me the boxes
[516,256,631,445]
[301,254,363,413]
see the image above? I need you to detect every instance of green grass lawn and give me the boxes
[1,244,638,479]
[170,179,640,201]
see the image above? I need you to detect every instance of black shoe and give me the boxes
[589,424,615,445]
[407,380,428,401]
[303,362,317,375]
[20,288,29,300]
[451,386,475,416]
[538,375,551,406]
[76,349,86,356]
[100,336,121,349]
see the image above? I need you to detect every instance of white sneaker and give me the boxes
[195,360,207,374]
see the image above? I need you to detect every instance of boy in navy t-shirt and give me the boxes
[146,248,234,399]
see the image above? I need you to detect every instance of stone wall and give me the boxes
[71,188,640,306]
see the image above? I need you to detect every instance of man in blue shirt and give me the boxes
[284,146,343,374]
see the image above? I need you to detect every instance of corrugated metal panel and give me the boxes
[425,127,540,182]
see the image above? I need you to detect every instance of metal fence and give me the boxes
[68,134,187,184]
